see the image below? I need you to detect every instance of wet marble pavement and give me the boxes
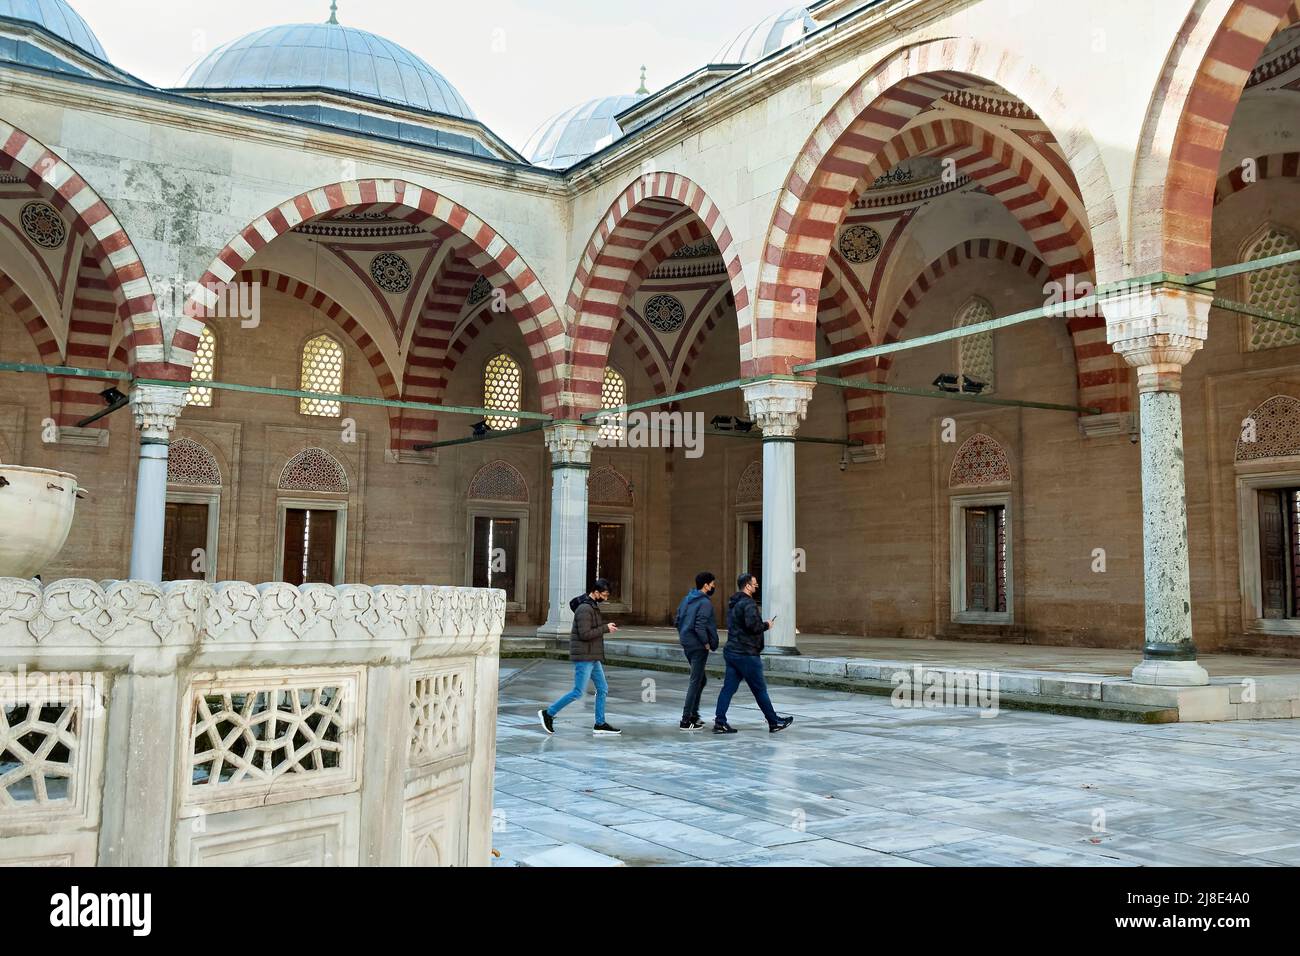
[491,660,1300,867]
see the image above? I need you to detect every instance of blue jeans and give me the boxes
[547,661,607,725]
[715,653,779,725]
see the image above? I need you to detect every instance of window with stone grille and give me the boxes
[1244,226,1300,352]
[483,353,521,431]
[187,327,217,407]
[1256,487,1300,619]
[955,297,995,393]
[300,334,344,417]
[599,367,626,443]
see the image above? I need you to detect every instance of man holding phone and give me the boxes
[713,573,794,734]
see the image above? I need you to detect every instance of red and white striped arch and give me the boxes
[0,271,58,420]
[862,117,1093,279]
[1214,151,1300,204]
[181,180,566,412]
[566,172,750,415]
[0,121,158,374]
[1132,0,1300,276]
[399,244,480,450]
[757,37,1121,373]
[239,269,404,448]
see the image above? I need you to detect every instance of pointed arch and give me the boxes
[566,172,751,415]
[1130,0,1300,276]
[756,36,1121,374]
[0,120,158,372]
[180,179,565,411]
[279,446,349,493]
[467,459,529,502]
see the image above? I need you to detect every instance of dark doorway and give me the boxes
[283,508,338,585]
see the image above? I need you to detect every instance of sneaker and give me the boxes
[538,709,554,735]
[769,716,794,734]
[679,718,705,731]
[712,722,738,735]
[593,723,623,736]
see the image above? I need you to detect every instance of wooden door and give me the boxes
[965,508,991,612]
[283,508,338,586]
[1260,490,1289,619]
[162,502,209,581]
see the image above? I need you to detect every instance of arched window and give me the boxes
[955,297,995,393]
[300,334,344,417]
[186,327,217,408]
[599,367,626,443]
[1244,226,1300,352]
[483,353,522,431]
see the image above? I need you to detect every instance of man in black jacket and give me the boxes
[674,571,719,730]
[714,573,794,734]
[538,579,622,736]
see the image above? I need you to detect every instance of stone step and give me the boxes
[519,844,625,867]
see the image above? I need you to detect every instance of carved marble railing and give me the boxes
[0,579,504,866]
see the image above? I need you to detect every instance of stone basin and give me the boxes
[0,465,82,578]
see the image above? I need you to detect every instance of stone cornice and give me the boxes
[0,578,505,654]
[0,67,568,201]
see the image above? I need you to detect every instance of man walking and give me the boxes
[674,571,719,730]
[714,573,794,734]
[539,578,622,736]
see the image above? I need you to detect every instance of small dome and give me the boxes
[0,0,107,59]
[713,7,814,64]
[525,93,646,170]
[180,22,475,119]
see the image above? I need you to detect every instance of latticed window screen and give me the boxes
[300,334,344,417]
[1245,227,1300,352]
[483,353,522,431]
[599,367,626,443]
[955,297,995,392]
[187,327,217,407]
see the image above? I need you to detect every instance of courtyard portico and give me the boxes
[2,0,1300,795]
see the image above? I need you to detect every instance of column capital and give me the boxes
[742,379,815,439]
[129,384,186,441]
[543,421,595,467]
[1105,286,1212,391]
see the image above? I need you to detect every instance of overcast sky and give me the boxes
[79,0,800,151]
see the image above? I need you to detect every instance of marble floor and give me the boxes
[491,659,1300,867]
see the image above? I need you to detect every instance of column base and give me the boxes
[762,645,801,656]
[1131,658,1209,687]
[535,621,571,640]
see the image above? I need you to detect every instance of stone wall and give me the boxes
[0,579,503,866]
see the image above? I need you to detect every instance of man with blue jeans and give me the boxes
[539,578,622,736]
[714,573,794,734]
[674,571,719,730]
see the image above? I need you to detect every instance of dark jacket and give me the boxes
[724,591,769,656]
[569,594,608,662]
[674,589,719,653]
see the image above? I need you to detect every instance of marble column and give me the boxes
[128,384,186,584]
[742,380,814,655]
[538,422,595,639]
[1106,287,1211,686]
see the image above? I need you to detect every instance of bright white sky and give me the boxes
[80,0,800,152]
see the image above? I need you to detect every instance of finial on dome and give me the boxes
[637,65,649,95]
[327,1,339,24]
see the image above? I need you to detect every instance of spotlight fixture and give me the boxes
[933,374,988,395]
[100,387,127,406]
[470,420,491,438]
[710,415,756,433]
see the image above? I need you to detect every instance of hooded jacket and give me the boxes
[674,589,719,653]
[569,593,608,662]
[724,590,768,656]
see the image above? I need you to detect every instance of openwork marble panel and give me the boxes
[408,663,470,768]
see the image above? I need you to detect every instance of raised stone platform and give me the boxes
[503,629,1300,723]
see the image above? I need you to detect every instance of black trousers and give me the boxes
[682,648,710,720]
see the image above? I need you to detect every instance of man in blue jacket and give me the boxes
[674,571,719,730]
[714,572,794,734]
